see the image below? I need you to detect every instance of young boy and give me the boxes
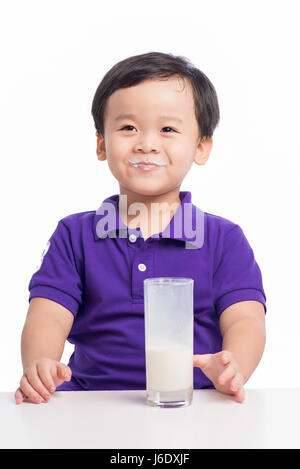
[15,52,266,405]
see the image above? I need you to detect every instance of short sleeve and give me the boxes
[213,224,267,318]
[28,220,83,317]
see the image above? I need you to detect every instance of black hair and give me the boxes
[91,51,220,141]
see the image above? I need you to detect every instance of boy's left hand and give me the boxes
[193,351,245,403]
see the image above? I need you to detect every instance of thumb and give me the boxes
[193,354,212,368]
[56,362,72,381]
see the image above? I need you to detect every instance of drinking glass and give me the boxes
[144,277,194,408]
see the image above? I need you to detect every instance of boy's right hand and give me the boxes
[15,358,72,405]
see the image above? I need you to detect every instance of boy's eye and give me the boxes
[120,125,176,133]
[120,125,136,131]
[162,127,176,133]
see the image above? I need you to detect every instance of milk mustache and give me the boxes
[146,345,193,392]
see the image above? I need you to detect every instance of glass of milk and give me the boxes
[144,277,194,408]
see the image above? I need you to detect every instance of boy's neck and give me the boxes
[118,187,182,241]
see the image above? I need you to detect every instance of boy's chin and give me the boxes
[121,184,169,197]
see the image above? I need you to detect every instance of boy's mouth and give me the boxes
[128,158,167,170]
[129,162,164,171]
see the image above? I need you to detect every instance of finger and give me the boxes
[218,363,237,386]
[26,366,52,402]
[230,372,244,393]
[193,354,212,369]
[36,362,56,394]
[56,362,72,381]
[235,386,245,403]
[19,375,45,404]
[15,387,24,405]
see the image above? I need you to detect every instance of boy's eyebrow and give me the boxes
[114,113,183,123]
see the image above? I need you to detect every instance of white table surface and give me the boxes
[1,388,299,449]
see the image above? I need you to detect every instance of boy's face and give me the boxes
[96,76,212,198]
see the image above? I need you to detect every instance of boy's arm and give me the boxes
[193,300,266,402]
[21,297,74,369]
[219,300,266,383]
[15,297,75,404]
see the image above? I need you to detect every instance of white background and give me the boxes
[0,0,299,392]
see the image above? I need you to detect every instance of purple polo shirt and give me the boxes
[28,191,267,391]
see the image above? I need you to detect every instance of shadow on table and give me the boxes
[118,389,236,407]
[202,389,241,404]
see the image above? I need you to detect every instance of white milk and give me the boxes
[146,345,193,392]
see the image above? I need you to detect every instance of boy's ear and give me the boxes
[96,132,107,161]
[194,137,213,166]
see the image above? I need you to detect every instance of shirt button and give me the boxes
[129,233,137,243]
[138,263,147,272]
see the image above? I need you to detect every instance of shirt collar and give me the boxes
[92,191,204,249]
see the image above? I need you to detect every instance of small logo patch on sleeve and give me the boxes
[35,240,51,271]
